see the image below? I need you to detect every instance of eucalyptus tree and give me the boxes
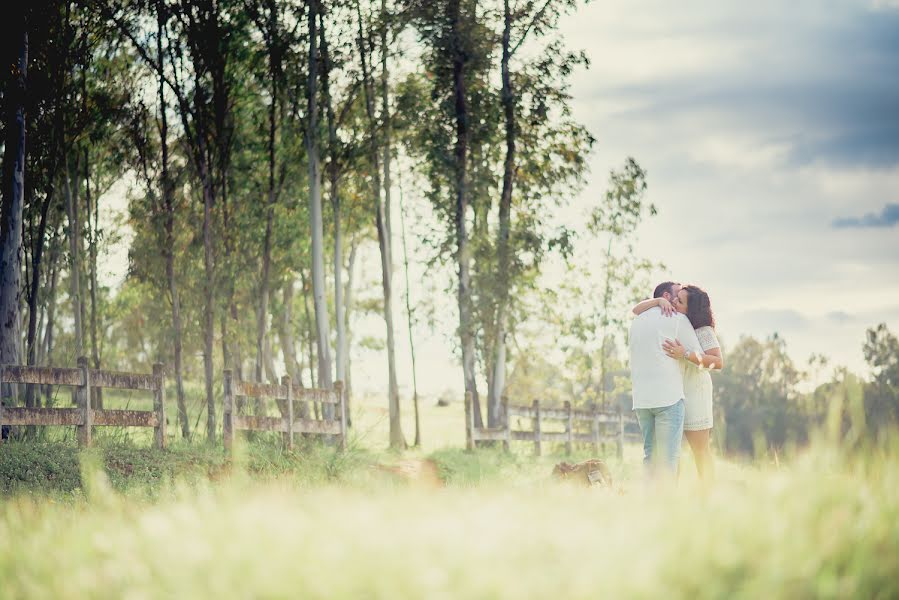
[587,158,657,408]
[486,0,589,425]
[407,0,494,427]
[397,171,421,446]
[123,0,194,435]
[306,0,335,414]
[74,11,135,409]
[355,0,405,447]
[20,1,67,412]
[155,0,189,436]
[320,0,368,418]
[107,0,247,441]
[245,0,292,386]
[0,3,29,390]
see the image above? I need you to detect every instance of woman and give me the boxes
[632,285,723,482]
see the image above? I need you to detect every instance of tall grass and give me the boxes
[1,435,897,599]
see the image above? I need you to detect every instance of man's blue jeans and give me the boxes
[635,399,685,476]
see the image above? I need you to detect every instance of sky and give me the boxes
[355,0,899,397]
[553,0,899,384]
[100,0,899,399]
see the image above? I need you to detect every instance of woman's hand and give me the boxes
[658,297,675,316]
[662,338,686,359]
[632,297,675,316]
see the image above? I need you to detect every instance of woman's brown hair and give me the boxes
[683,285,715,329]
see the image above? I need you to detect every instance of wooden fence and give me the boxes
[222,370,347,451]
[0,357,166,448]
[465,393,625,458]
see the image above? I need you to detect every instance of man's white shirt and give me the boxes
[628,306,703,410]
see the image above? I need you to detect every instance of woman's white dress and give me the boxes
[682,326,720,431]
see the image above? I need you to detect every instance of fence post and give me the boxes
[533,399,542,457]
[77,356,92,447]
[335,381,347,451]
[223,369,234,452]
[464,391,473,450]
[153,363,166,449]
[502,396,510,452]
[591,406,600,455]
[565,400,573,456]
[617,406,624,460]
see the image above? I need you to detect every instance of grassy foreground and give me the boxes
[1,437,898,599]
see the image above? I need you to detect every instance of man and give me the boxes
[628,281,703,477]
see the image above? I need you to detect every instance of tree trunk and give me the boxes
[344,239,358,425]
[300,267,318,400]
[302,270,320,419]
[380,0,393,250]
[489,0,515,427]
[157,4,189,438]
[307,0,333,413]
[278,280,309,417]
[42,236,60,402]
[24,176,53,413]
[357,0,403,447]
[64,156,84,361]
[398,172,421,446]
[256,73,277,386]
[0,21,27,402]
[320,11,346,400]
[449,0,481,428]
[200,158,216,443]
[281,281,303,386]
[84,149,102,409]
[263,333,278,385]
[599,238,613,410]
[379,0,403,448]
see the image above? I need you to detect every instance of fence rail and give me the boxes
[0,357,166,448]
[222,370,347,451]
[465,393,627,458]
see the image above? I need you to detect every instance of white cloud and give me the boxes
[556,0,899,378]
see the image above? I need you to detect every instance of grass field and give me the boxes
[2,389,898,598]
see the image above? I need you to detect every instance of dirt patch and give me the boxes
[374,459,444,488]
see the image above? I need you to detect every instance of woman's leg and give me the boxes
[684,428,714,483]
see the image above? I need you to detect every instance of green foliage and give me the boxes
[0,442,81,495]
[428,446,523,486]
[863,323,899,432]
[715,329,897,457]
[716,334,806,455]
[0,439,377,498]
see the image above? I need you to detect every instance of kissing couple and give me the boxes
[628,281,723,484]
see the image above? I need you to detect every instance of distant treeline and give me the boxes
[505,324,899,458]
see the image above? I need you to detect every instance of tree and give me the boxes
[0,4,28,394]
[307,0,334,410]
[715,334,805,456]
[587,158,656,409]
[247,0,290,387]
[356,0,404,447]
[487,0,590,425]
[863,323,899,431]
[156,0,189,437]
[398,170,421,445]
[408,0,492,427]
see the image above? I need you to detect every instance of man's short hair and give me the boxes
[653,281,678,299]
